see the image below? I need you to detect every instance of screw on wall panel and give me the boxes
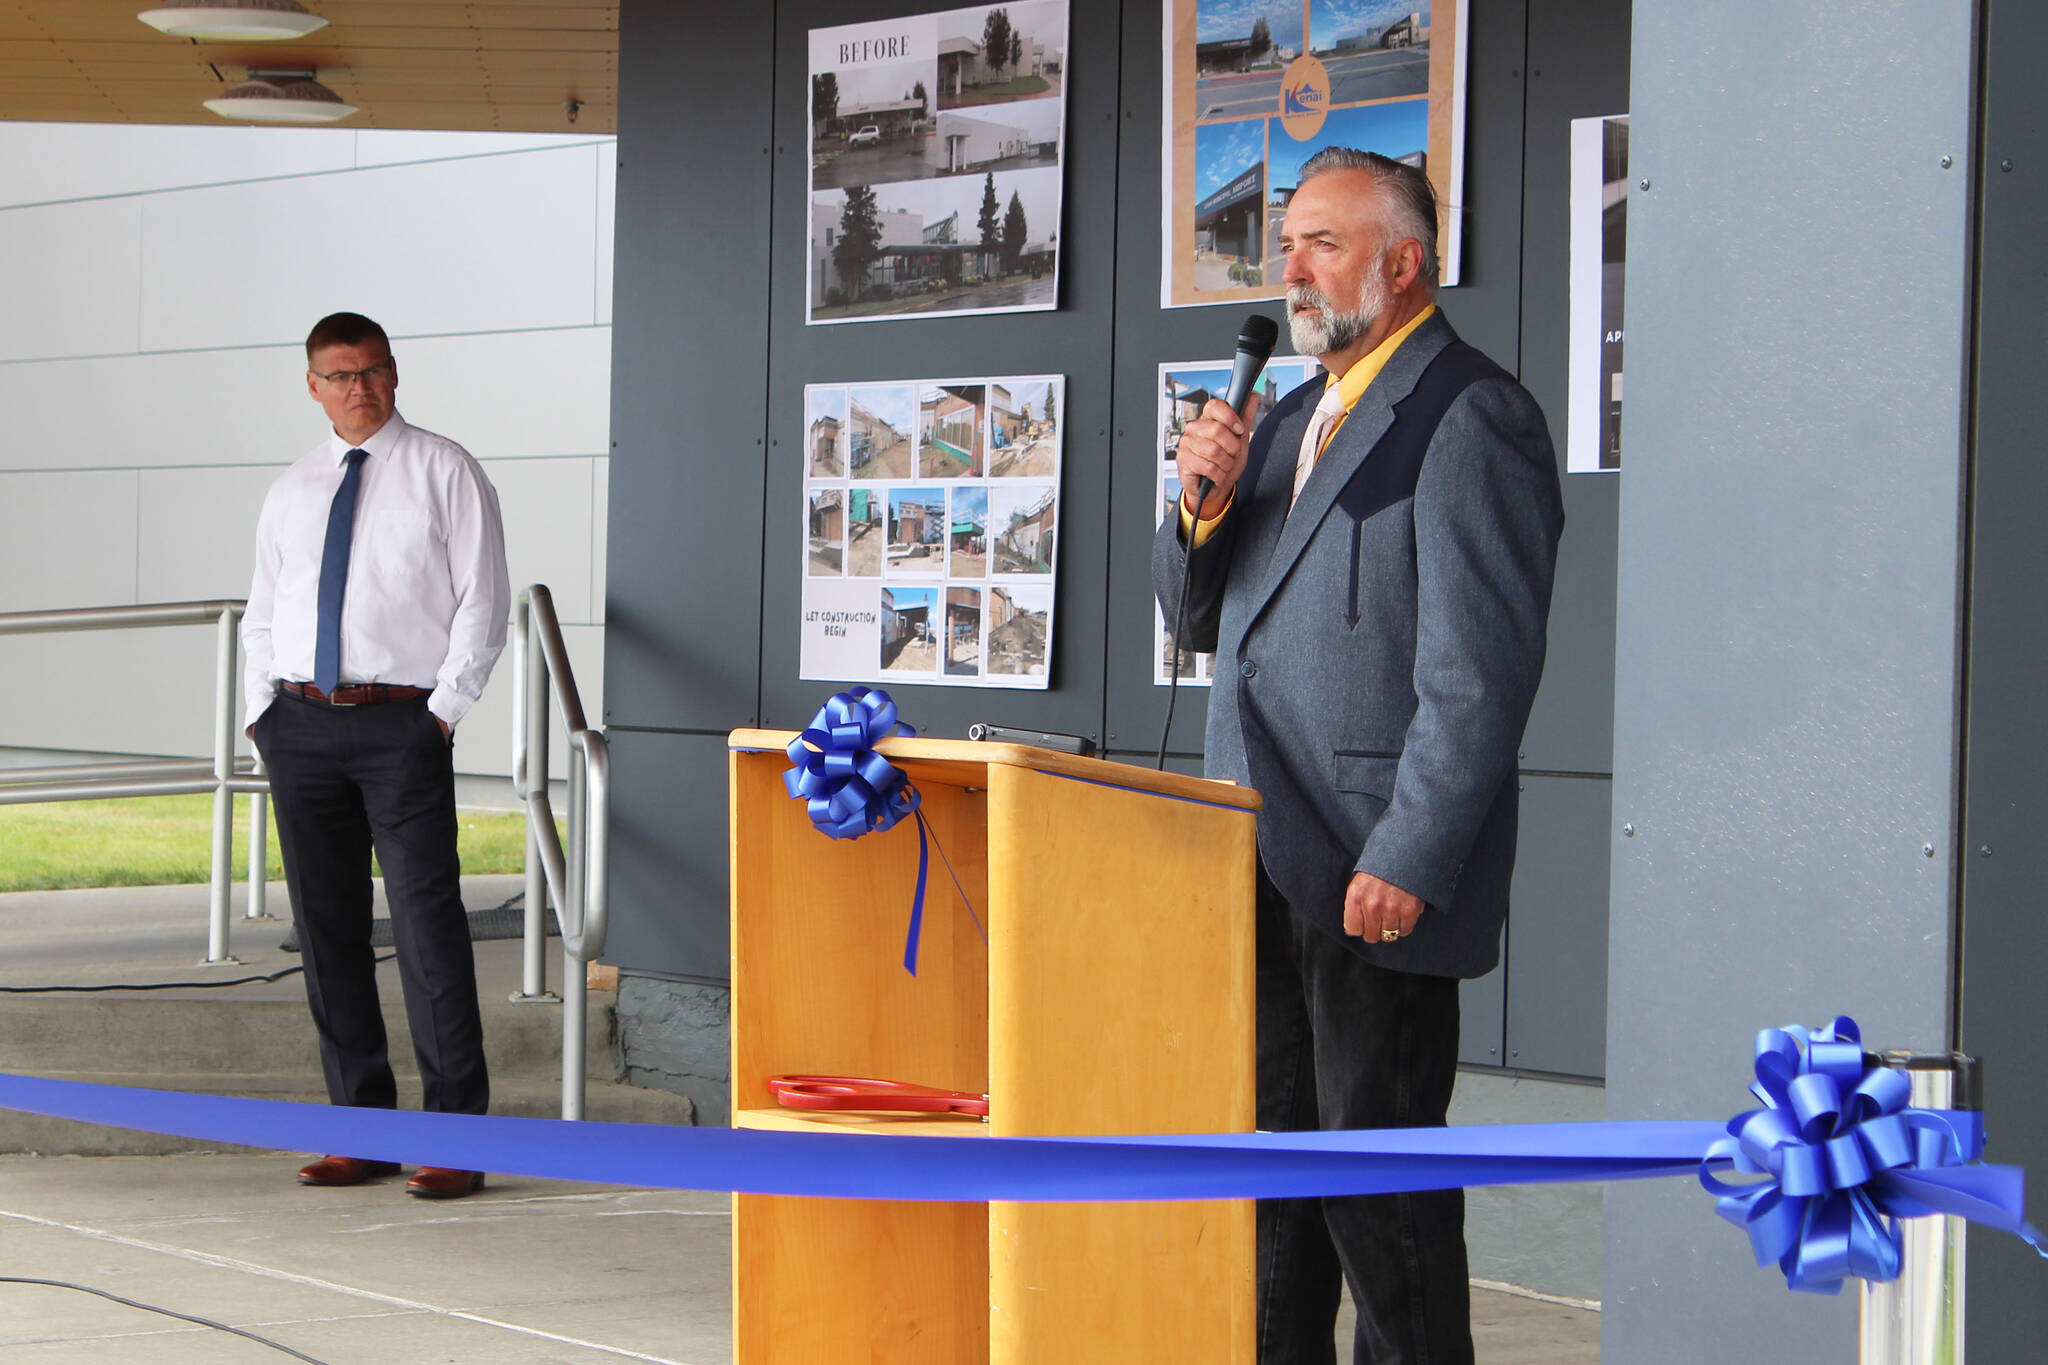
[1638,178,1651,191]
[2002,159,2014,172]
[1923,844,1937,857]
[1940,155,1954,169]
[1980,845,1994,857]
[1622,823,1635,837]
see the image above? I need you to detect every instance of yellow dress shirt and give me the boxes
[1182,304,1439,546]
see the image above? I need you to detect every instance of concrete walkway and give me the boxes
[0,1151,1596,1363]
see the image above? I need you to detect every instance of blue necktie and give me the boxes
[313,448,368,696]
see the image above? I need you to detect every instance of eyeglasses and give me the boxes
[313,363,393,388]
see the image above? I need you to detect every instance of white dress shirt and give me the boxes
[242,412,510,732]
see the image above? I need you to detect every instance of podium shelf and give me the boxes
[733,1105,992,1137]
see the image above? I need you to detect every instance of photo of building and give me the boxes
[944,586,983,676]
[992,483,1056,574]
[881,586,938,672]
[919,383,985,477]
[810,167,1060,321]
[886,486,948,574]
[985,584,1050,677]
[807,488,844,576]
[1191,120,1267,292]
[988,377,1059,477]
[1307,0,1432,105]
[806,387,845,477]
[949,484,988,576]
[846,485,884,577]
[936,2,1066,107]
[847,385,914,478]
[1193,2,1303,113]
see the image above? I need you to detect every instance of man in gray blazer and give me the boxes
[1155,149,1563,1363]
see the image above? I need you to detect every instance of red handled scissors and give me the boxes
[765,1074,990,1117]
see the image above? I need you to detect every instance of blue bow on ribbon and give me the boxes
[1700,1015,2046,1293]
[782,688,980,976]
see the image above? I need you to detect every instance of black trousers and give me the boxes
[1256,864,1472,1365]
[254,689,488,1117]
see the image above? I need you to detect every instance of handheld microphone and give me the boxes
[1189,313,1281,512]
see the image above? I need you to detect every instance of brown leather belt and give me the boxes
[282,680,431,706]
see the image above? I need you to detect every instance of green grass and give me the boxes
[0,794,548,893]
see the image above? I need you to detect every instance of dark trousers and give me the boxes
[254,689,488,1117]
[1256,865,1472,1365]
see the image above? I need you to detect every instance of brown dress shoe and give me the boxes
[297,1155,402,1186]
[406,1167,486,1199]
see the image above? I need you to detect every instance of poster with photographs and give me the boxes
[801,374,1064,689]
[1567,113,1626,473]
[808,2,1070,325]
[1153,355,1318,684]
[1161,0,1468,309]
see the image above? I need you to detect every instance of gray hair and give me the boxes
[1296,147,1440,289]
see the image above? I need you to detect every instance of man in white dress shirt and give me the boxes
[243,312,510,1200]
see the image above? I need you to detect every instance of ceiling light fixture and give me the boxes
[138,1,329,41]
[203,70,357,124]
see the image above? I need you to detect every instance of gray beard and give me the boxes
[1287,257,1392,360]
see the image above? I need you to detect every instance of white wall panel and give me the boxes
[137,465,286,602]
[0,628,224,758]
[0,127,612,783]
[0,123,354,209]
[596,147,616,327]
[0,471,138,611]
[392,327,611,460]
[590,457,609,623]
[353,130,611,168]
[0,197,142,362]
[137,145,603,352]
[486,457,597,625]
[0,346,317,472]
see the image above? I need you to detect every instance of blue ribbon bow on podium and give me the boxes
[782,687,979,974]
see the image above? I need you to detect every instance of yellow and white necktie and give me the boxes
[1290,384,1349,509]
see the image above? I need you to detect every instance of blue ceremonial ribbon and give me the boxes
[0,1071,1721,1201]
[1698,1015,2048,1293]
[782,687,982,976]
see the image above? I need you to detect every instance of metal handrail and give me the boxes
[0,600,271,963]
[509,584,610,1120]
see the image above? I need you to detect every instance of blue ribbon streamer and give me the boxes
[782,687,982,975]
[2,1012,2044,1299]
[1697,1016,2047,1293]
[0,1071,1721,1201]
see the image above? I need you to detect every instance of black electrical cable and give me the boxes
[0,954,394,995]
[0,1276,334,1363]
[1156,538,1202,771]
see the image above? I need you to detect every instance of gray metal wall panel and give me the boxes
[1959,0,2048,1354]
[1458,968,1505,1067]
[1513,0,1627,777]
[604,2,775,733]
[1503,774,1610,1077]
[753,0,1122,744]
[600,728,735,980]
[1604,3,1974,1359]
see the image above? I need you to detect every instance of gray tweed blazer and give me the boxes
[1155,311,1563,978]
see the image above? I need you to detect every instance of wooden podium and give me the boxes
[727,730,1261,1364]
